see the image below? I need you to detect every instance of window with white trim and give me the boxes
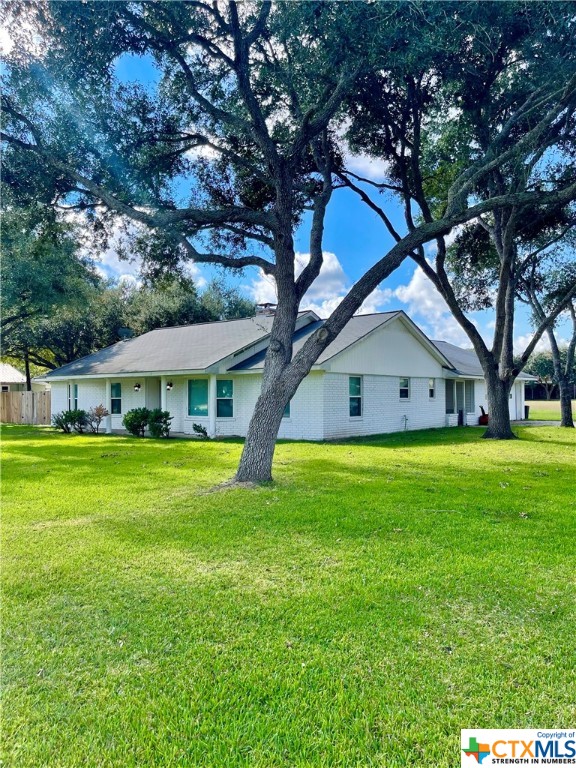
[349,376,362,417]
[465,381,475,412]
[111,383,122,414]
[216,380,233,417]
[446,380,455,414]
[68,383,78,410]
[428,378,435,399]
[399,377,410,399]
[188,379,208,417]
[283,400,291,418]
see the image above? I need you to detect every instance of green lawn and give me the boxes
[2,425,575,768]
[527,399,575,421]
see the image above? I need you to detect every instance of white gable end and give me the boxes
[324,317,446,377]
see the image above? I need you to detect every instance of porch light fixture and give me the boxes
[166,381,173,391]
[133,383,141,392]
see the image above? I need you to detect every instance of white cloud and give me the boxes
[185,263,207,288]
[335,121,391,181]
[388,264,475,345]
[246,270,278,305]
[394,265,449,323]
[0,26,14,55]
[245,250,394,319]
[117,273,141,287]
[96,236,207,287]
[359,287,394,315]
[59,209,208,287]
[184,143,220,162]
[513,332,569,355]
[344,152,391,181]
[97,239,141,280]
[246,249,567,353]
[58,209,141,280]
[295,251,348,300]
[245,251,350,310]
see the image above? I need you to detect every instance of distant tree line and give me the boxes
[523,350,576,401]
[1,204,255,388]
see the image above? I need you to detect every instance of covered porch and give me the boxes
[444,377,479,426]
[104,375,221,438]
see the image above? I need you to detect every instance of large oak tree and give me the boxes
[341,2,576,439]
[3,1,575,479]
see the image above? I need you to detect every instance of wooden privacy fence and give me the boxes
[0,391,51,425]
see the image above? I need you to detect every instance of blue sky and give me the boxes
[97,53,569,353]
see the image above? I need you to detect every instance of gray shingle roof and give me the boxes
[44,309,535,382]
[432,340,535,380]
[45,315,281,378]
[431,341,485,377]
[230,312,402,370]
[45,311,406,378]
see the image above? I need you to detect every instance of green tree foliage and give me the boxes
[199,278,256,321]
[340,1,576,439]
[1,205,100,332]
[519,260,576,424]
[3,276,255,372]
[3,2,575,476]
[126,279,211,335]
[1,203,102,387]
[444,202,576,424]
[525,352,558,399]
[1,0,375,480]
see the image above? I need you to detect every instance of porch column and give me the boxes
[208,375,217,438]
[518,382,525,420]
[160,376,168,412]
[105,378,112,434]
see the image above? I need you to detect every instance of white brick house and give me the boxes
[42,310,530,439]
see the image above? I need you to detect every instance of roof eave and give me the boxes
[44,369,210,381]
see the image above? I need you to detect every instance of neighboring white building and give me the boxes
[42,310,531,439]
[0,363,27,392]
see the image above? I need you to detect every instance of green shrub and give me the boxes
[52,410,88,433]
[148,409,173,439]
[122,408,151,437]
[68,409,89,433]
[52,411,72,433]
[192,423,209,439]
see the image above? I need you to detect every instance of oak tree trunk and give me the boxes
[483,374,517,439]
[547,327,574,428]
[235,214,303,483]
[236,303,306,483]
[24,352,32,392]
[235,383,292,483]
[559,379,574,428]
